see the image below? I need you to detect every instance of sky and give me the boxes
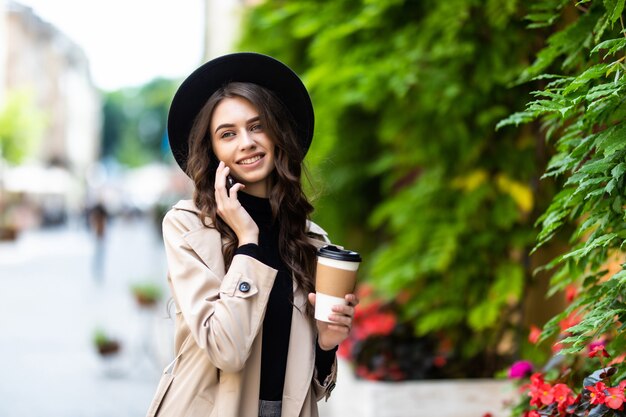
[15,0,206,91]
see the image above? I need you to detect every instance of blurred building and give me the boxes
[2,1,101,226]
[4,1,101,171]
[0,0,5,102]
[202,0,262,61]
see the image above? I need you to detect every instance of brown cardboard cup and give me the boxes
[314,245,362,322]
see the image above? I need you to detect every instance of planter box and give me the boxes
[319,359,515,417]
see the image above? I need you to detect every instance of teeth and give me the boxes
[239,155,262,165]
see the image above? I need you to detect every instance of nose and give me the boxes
[239,130,256,150]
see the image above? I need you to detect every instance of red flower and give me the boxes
[559,311,582,334]
[552,341,565,354]
[340,299,397,360]
[604,386,626,410]
[355,365,385,381]
[433,355,446,368]
[528,325,542,344]
[565,284,577,303]
[586,381,608,405]
[337,337,353,360]
[352,309,396,340]
[588,344,610,359]
[522,410,540,417]
[552,383,576,412]
[527,373,553,407]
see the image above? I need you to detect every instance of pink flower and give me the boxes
[508,360,533,379]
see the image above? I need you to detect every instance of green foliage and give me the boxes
[0,89,45,164]
[499,0,626,363]
[240,0,551,376]
[101,78,177,167]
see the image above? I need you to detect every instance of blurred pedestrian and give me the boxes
[146,53,358,417]
[88,201,108,281]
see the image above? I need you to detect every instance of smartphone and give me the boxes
[226,175,235,195]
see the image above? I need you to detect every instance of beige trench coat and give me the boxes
[146,200,337,417]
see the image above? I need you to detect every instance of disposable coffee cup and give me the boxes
[314,245,362,322]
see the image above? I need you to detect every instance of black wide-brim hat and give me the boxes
[167,52,314,172]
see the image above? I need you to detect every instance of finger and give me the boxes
[345,294,360,307]
[308,293,316,307]
[214,163,232,208]
[328,309,352,326]
[214,162,227,194]
[332,304,355,317]
[229,183,246,200]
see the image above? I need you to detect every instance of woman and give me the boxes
[146,53,358,417]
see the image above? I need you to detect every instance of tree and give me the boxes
[0,89,44,164]
[240,0,555,377]
[101,78,177,167]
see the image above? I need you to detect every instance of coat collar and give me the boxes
[172,199,329,244]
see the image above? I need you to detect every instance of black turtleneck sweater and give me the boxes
[234,191,336,401]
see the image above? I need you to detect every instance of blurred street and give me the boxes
[0,216,173,417]
[0,216,513,417]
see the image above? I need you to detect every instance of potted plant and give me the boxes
[92,328,121,357]
[130,282,163,307]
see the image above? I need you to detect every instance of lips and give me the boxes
[237,153,264,165]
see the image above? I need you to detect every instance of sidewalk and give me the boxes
[0,217,172,417]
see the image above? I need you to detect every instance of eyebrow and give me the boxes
[214,116,261,134]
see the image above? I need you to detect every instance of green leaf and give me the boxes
[603,0,626,23]
[563,233,619,260]
[594,124,626,156]
[612,162,626,178]
[563,64,610,94]
[591,38,626,58]
[605,178,617,194]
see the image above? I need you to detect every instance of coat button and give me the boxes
[239,282,251,293]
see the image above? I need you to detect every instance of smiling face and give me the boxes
[210,96,276,198]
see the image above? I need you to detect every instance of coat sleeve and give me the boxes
[312,356,338,401]
[162,209,277,373]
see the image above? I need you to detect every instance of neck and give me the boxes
[243,177,272,198]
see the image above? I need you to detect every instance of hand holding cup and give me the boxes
[313,245,362,323]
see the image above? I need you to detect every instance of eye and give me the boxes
[250,124,263,132]
[220,131,235,139]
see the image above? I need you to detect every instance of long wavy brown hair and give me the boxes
[185,82,317,316]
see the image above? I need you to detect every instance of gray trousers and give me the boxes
[258,400,282,417]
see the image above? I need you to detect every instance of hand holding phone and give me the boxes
[214,162,258,245]
[226,175,235,195]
